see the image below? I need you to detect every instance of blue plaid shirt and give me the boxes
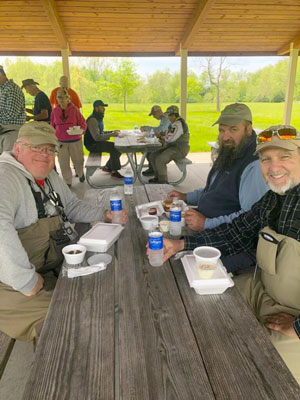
[0,79,26,125]
[183,184,300,338]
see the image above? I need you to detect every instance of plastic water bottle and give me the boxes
[169,197,182,236]
[148,225,164,267]
[150,129,155,144]
[134,124,139,133]
[110,189,123,224]
[124,168,133,195]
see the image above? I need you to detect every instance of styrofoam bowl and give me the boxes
[193,246,221,269]
[140,215,159,230]
[62,244,86,264]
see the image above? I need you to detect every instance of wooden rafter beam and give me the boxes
[175,0,216,54]
[278,32,300,55]
[40,0,68,49]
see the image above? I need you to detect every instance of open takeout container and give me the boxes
[181,255,234,295]
[77,222,124,252]
[67,127,83,136]
[135,201,165,219]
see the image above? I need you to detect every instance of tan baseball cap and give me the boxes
[149,105,162,116]
[255,125,300,154]
[18,122,58,148]
[212,103,252,126]
[165,105,180,115]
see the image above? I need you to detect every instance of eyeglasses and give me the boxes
[18,142,57,155]
[257,127,299,143]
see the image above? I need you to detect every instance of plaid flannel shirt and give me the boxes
[184,184,300,338]
[0,79,26,125]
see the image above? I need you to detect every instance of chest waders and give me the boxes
[0,179,77,341]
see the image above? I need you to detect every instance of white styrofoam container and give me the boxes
[78,222,124,252]
[181,255,234,295]
[135,201,165,219]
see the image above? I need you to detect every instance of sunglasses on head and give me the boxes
[257,127,298,143]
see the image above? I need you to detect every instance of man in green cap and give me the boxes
[0,122,127,341]
[148,105,190,183]
[167,103,268,272]
[158,125,300,384]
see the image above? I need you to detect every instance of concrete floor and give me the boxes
[0,152,211,399]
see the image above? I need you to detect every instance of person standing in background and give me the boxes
[22,79,52,123]
[49,76,82,110]
[50,88,86,187]
[0,65,26,153]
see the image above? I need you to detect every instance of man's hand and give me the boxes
[146,238,184,262]
[265,313,298,339]
[140,126,146,132]
[104,209,128,225]
[112,130,120,137]
[167,190,187,201]
[24,273,44,297]
[184,209,206,231]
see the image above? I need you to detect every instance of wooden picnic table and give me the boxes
[115,130,161,184]
[22,185,300,400]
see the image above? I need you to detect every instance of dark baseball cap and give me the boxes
[212,103,252,126]
[21,79,39,89]
[93,100,108,108]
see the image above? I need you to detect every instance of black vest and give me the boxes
[84,111,104,148]
[198,131,258,218]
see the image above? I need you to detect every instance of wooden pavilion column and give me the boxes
[180,46,188,120]
[283,43,299,125]
[61,45,71,86]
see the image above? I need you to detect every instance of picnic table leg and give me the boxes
[136,152,148,184]
[126,152,138,184]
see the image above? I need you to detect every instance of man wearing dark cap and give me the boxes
[168,103,268,272]
[160,125,300,384]
[0,65,26,153]
[22,78,52,123]
[148,105,190,184]
[0,121,127,341]
[84,100,123,179]
[140,105,170,176]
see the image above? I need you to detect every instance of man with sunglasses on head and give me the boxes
[0,122,127,342]
[160,125,300,384]
[168,103,268,272]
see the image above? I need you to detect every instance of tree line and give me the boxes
[2,56,299,110]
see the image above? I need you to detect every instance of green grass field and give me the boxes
[81,102,300,153]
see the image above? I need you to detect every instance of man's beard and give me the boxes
[265,175,300,195]
[213,133,251,172]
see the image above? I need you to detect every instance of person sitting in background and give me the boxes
[84,100,123,179]
[0,121,127,342]
[148,105,189,184]
[160,125,300,384]
[0,65,26,153]
[22,79,52,123]
[140,105,171,176]
[168,103,268,272]
[50,88,86,187]
[49,76,82,110]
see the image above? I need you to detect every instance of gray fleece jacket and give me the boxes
[0,152,103,294]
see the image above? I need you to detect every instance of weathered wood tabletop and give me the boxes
[22,185,300,400]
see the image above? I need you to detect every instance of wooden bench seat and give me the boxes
[169,157,192,185]
[0,331,15,379]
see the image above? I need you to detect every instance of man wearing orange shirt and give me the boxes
[50,76,82,110]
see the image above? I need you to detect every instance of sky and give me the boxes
[0,55,285,77]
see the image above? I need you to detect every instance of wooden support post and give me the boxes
[180,47,188,120]
[283,43,299,125]
[61,46,71,86]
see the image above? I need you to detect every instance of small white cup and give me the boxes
[193,246,221,279]
[140,215,158,230]
[62,244,86,264]
[159,220,169,232]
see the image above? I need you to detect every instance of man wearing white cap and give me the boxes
[160,125,300,383]
[0,122,127,341]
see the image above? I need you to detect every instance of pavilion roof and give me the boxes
[1,0,299,57]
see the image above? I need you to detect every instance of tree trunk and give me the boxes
[123,90,127,112]
[216,85,220,112]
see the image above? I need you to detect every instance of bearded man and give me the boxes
[168,103,268,272]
